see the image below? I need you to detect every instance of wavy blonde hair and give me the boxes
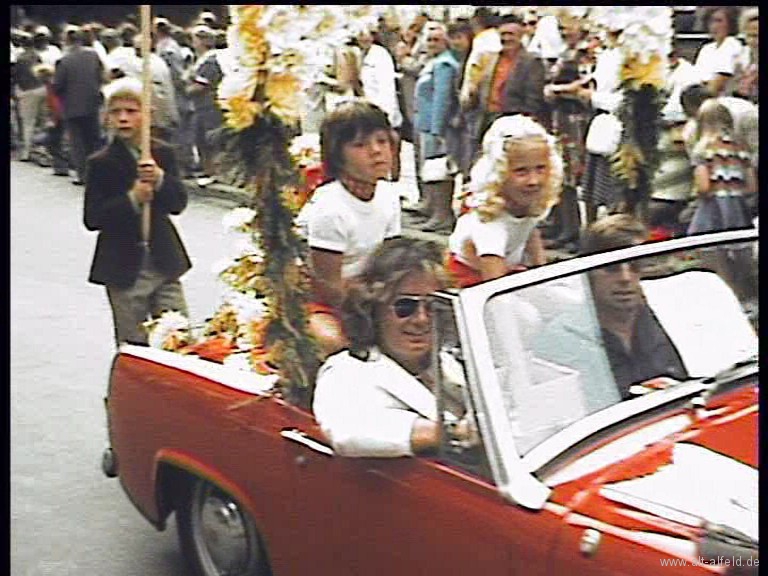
[470,115,563,222]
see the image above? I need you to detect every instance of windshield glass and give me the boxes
[483,239,758,455]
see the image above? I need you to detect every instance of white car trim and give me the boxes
[118,344,279,395]
[456,229,757,511]
[524,383,705,475]
[541,413,694,486]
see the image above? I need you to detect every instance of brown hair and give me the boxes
[341,238,450,356]
[320,99,393,180]
[703,6,739,36]
[580,214,649,256]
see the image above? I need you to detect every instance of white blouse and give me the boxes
[449,209,549,269]
[313,349,465,458]
[694,36,743,82]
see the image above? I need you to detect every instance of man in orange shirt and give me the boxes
[476,14,546,141]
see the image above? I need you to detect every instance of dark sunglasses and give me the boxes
[391,296,435,319]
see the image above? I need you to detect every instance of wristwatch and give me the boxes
[444,419,468,452]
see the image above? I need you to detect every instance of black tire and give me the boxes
[177,477,271,576]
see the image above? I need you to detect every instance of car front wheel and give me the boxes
[177,477,271,576]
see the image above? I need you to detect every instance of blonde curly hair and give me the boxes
[469,115,563,222]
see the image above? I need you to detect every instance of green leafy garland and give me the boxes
[612,84,664,221]
[212,114,319,406]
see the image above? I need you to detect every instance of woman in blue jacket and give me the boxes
[413,23,461,233]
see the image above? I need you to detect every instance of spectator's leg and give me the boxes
[390,129,401,182]
[65,118,86,183]
[176,110,197,177]
[150,277,189,319]
[17,87,41,161]
[82,112,103,163]
[11,93,23,153]
[194,113,211,177]
[48,122,68,175]
[106,278,155,347]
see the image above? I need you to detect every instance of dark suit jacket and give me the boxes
[53,46,103,120]
[84,138,192,289]
[481,50,547,124]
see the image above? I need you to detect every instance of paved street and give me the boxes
[11,159,236,576]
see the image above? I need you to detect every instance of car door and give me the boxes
[279,301,562,575]
[281,402,562,576]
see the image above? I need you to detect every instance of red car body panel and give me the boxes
[110,353,564,575]
[109,353,757,575]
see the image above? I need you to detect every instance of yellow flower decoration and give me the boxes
[237,5,265,25]
[205,305,240,337]
[223,92,263,132]
[239,27,269,66]
[621,54,665,90]
[280,185,304,214]
[611,143,646,189]
[274,49,304,70]
[316,12,339,36]
[265,11,292,34]
[265,72,301,125]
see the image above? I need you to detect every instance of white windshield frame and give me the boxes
[456,229,758,509]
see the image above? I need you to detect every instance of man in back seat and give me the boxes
[581,215,688,399]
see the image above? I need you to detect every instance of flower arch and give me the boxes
[587,6,674,221]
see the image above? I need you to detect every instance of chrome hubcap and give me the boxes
[193,483,255,575]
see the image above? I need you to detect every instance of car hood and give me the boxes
[600,442,757,542]
[547,385,758,545]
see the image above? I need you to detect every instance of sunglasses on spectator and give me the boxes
[391,296,435,319]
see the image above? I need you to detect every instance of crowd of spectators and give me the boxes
[10,10,227,185]
[11,6,759,252]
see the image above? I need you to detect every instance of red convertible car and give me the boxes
[103,229,758,576]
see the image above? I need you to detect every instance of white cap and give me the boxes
[103,76,144,105]
[191,24,214,38]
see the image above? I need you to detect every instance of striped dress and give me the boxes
[688,135,754,235]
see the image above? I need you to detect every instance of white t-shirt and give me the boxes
[694,37,743,82]
[662,58,704,123]
[360,44,402,128]
[449,209,548,269]
[90,41,110,71]
[301,180,402,278]
[37,44,63,67]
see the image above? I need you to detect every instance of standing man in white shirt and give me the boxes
[32,26,62,68]
[357,23,402,129]
[357,23,404,180]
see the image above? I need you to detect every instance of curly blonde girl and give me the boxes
[469,115,563,222]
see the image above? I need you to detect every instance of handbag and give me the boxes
[421,156,457,183]
[585,112,623,156]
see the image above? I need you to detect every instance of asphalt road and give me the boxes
[10,159,236,576]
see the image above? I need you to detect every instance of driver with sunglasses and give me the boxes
[313,238,477,458]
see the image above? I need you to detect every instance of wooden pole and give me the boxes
[140,4,152,244]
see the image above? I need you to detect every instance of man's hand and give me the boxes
[137,159,164,188]
[460,90,478,111]
[130,180,154,205]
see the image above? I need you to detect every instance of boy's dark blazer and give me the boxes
[84,138,192,289]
